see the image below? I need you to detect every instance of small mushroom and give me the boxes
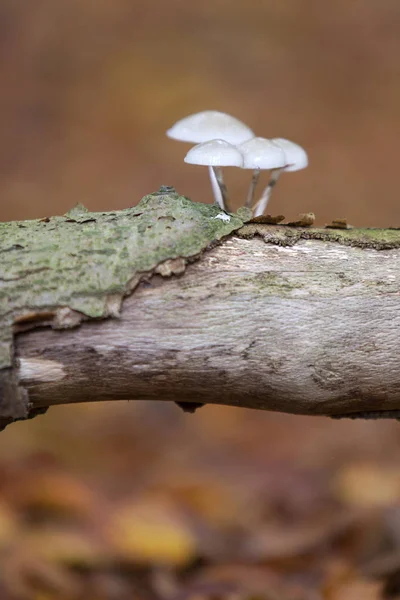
[184,139,243,210]
[167,110,254,145]
[253,138,308,217]
[167,111,254,209]
[239,137,286,208]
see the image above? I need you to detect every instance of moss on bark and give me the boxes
[1,188,399,426]
[0,188,248,423]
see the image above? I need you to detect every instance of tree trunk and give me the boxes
[2,188,400,428]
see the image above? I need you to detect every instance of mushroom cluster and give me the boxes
[167,111,308,216]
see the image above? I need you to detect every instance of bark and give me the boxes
[1,189,400,428]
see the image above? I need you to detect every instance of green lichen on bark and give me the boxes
[238,223,400,249]
[2,188,399,426]
[0,188,247,369]
[0,188,248,422]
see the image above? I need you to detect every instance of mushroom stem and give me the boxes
[252,168,283,217]
[245,168,261,208]
[208,166,225,210]
[214,167,231,212]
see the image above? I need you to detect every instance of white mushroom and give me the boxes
[272,138,308,172]
[184,140,243,211]
[253,138,308,217]
[167,110,254,145]
[239,137,286,208]
[167,111,254,210]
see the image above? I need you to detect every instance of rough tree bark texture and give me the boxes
[1,188,400,429]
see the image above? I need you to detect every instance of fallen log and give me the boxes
[1,188,400,429]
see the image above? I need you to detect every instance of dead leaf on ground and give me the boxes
[0,501,18,549]
[333,462,400,508]
[106,496,198,566]
[183,564,320,600]
[22,527,107,568]
[5,470,100,521]
[1,549,80,600]
[322,570,383,600]
[160,480,254,530]
[240,512,357,563]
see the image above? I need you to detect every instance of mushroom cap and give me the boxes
[167,111,254,145]
[239,137,286,169]
[271,138,308,172]
[184,139,244,167]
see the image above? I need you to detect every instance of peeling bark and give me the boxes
[0,189,248,427]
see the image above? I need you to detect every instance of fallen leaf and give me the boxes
[184,564,317,600]
[106,497,197,566]
[323,575,382,600]
[241,513,355,562]
[0,501,18,549]
[23,527,107,568]
[334,463,400,508]
[7,470,98,521]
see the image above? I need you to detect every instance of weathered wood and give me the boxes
[0,189,250,426]
[15,228,400,421]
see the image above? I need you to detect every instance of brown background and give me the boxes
[0,1,400,597]
[1,0,399,226]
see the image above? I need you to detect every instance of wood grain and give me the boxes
[17,234,400,418]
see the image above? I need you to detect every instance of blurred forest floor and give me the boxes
[1,1,400,598]
[3,404,400,600]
